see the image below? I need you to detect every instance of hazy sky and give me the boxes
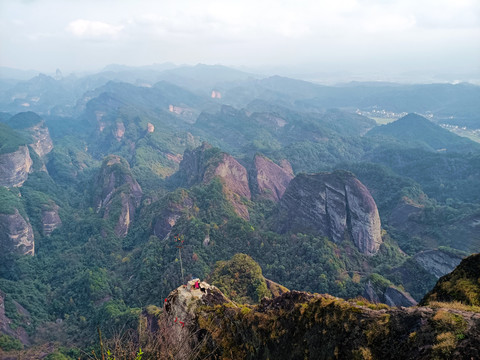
[1,0,479,80]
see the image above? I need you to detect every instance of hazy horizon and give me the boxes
[1,0,479,83]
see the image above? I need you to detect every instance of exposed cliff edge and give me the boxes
[0,209,34,256]
[421,253,480,306]
[177,143,251,219]
[94,155,143,237]
[276,171,382,255]
[146,280,480,360]
[414,249,464,279]
[26,121,53,158]
[363,280,417,307]
[5,111,53,158]
[0,146,33,187]
[252,154,293,202]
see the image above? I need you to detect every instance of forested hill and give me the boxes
[0,65,479,357]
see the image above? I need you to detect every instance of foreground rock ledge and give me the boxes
[149,280,480,360]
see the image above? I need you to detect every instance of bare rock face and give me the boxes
[146,281,480,360]
[114,122,125,141]
[157,280,232,360]
[28,120,53,157]
[253,155,294,202]
[41,203,62,236]
[95,155,143,237]
[179,143,251,219]
[0,146,33,187]
[153,193,193,240]
[414,249,464,279]
[362,281,380,303]
[384,286,418,307]
[276,171,382,255]
[0,209,34,255]
[205,153,251,219]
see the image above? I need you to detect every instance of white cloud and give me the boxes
[66,19,124,39]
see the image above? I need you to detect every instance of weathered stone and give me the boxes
[363,281,380,303]
[153,195,193,240]
[28,120,53,157]
[253,155,294,202]
[95,155,143,237]
[149,280,480,360]
[41,203,62,236]
[414,249,464,278]
[276,171,382,255]
[178,143,251,219]
[0,209,34,256]
[384,286,418,307]
[0,146,33,187]
[114,121,125,141]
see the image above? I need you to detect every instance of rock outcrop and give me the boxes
[155,280,231,360]
[41,203,62,236]
[94,155,143,237]
[252,155,293,202]
[145,281,480,360]
[0,146,33,187]
[276,171,382,255]
[362,280,417,307]
[114,122,125,141]
[153,192,193,240]
[6,111,53,158]
[178,143,251,219]
[414,249,464,279]
[27,120,53,158]
[384,286,417,307]
[0,209,34,256]
[421,253,480,306]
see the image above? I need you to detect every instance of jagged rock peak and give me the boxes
[94,155,143,237]
[276,171,382,255]
[253,154,294,202]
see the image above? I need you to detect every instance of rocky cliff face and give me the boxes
[27,120,53,158]
[95,155,143,237]
[178,143,251,219]
[421,253,480,306]
[41,203,62,236]
[363,281,417,307]
[252,155,293,202]
[145,281,480,360]
[276,171,382,255]
[205,153,251,219]
[0,209,34,256]
[414,249,464,279]
[0,146,33,187]
[153,193,193,240]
